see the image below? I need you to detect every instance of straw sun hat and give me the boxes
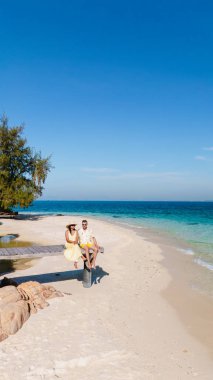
[66,223,77,229]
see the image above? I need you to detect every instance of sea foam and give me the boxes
[177,248,195,256]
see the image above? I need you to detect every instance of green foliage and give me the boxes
[0,115,52,212]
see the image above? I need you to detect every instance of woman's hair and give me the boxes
[66,224,76,232]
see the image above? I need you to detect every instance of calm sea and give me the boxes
[14,201,213,271]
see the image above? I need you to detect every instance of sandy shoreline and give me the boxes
[0,215,213,379]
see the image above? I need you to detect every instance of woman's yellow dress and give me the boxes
[64,231,82,262]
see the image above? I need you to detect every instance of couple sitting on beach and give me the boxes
[64,220,99,270]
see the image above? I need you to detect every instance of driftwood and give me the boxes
[0,211,18,219]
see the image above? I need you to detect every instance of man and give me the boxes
[78,220,99,269]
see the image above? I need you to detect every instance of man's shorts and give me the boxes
[80,243,93,248]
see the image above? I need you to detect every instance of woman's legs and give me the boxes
[83,245,92,269]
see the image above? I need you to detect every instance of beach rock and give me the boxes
[0,300,30,335]
[0,286,21,307]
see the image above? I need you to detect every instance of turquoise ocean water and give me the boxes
[14,201,213,271]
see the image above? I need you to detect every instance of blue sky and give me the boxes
[0,0,213,200]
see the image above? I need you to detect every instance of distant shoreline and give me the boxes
[12,200,213,279]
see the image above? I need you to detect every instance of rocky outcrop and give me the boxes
[0,278,63,342]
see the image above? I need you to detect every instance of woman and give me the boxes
[64,223,85,269]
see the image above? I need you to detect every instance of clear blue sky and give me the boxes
[1,0,213,200]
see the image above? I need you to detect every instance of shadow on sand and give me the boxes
[9,266,109,286]
[0,214,49,222]
[12,214,51,221]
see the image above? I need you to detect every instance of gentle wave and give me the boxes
[194,258,213,271]
[177,248,195,256]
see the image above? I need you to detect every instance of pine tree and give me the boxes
[0,115,52,212]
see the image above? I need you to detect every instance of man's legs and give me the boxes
[91,246,98,269]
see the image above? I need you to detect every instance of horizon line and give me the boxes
[35,199,213,202]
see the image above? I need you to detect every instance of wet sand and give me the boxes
[0,234,37,276]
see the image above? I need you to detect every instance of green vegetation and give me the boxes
[0,115,52,212]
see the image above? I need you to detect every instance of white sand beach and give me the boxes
[0,215,213,379]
